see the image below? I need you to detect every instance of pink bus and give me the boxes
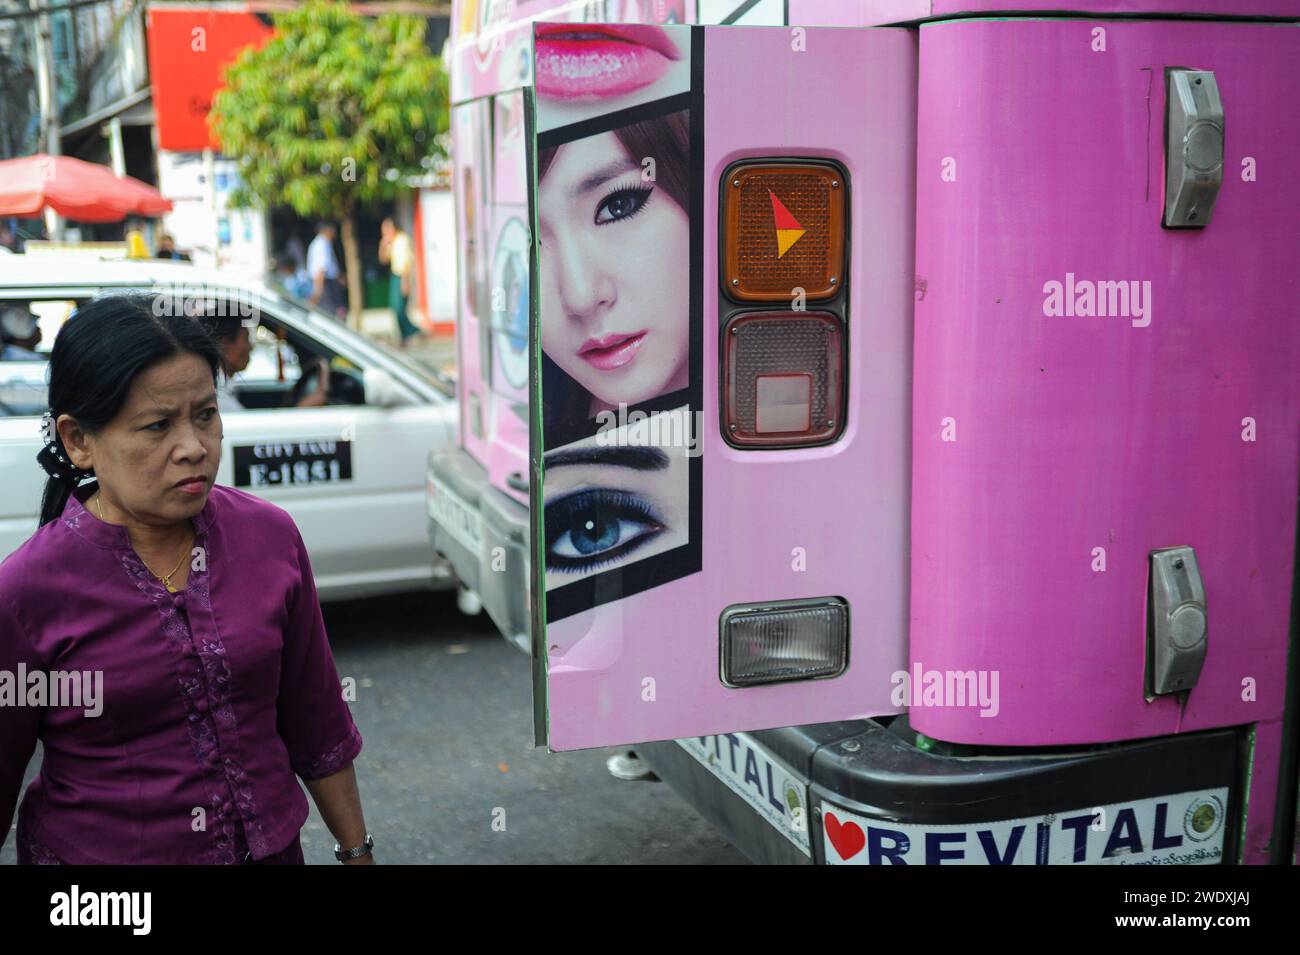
[428,0,1300,865]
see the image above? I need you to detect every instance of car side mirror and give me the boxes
[362,366,410,408]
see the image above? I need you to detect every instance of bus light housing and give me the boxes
[722,162,846,303]
[720,597,849,688]
[723,311,844,448]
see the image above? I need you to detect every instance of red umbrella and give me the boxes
[0,153,173,223]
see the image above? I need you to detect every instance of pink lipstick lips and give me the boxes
[578,330,648,371]
[535,23,680,102]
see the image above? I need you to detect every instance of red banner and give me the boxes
[146,8,274,152]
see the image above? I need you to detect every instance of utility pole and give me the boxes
[29,0,62,240]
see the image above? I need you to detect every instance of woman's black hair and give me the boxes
[200,312,245,347]
[37,293,222,527]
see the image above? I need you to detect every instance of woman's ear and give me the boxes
[56,414,94,472]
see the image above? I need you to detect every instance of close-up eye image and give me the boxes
[538,111,691,435]
[542,425,689,590]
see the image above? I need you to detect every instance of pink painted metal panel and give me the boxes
[452,0,694,492]
[911,19,1300,753]
[788,0,1300,28]
[1241,717,1285,864]
[451,99,491,467]
[546,25,917,750]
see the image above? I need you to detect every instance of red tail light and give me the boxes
[722,311,844,448]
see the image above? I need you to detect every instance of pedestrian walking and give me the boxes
[379,217,420,345]
[0,295,373,864]
[307,222,346,320]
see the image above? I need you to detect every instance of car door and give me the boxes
[528,23,917,750]
[0,291,78,560]
[214,296,455,599]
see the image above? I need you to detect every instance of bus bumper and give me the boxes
[427,447,531,652]
[636,718,1245,865]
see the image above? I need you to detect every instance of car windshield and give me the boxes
[270,291,456,399]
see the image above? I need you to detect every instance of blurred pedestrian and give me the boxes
[0,294,372,865]
[379,217,419,345]
[275,255,313,300]
[307,222,346,320]
[124,218,150,259]
[285,232,307,272]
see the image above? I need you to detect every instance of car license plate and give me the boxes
[677,734,812,856]
[233,440,352,488]
[428,476,483,555]
[821,786,1229,865]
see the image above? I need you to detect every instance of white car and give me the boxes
[0,256,458,601]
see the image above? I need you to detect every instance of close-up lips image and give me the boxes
[577,329,648,371]
[535,23,680,101]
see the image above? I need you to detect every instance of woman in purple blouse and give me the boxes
[0,295,373,864]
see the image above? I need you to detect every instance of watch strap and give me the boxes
[334,833,374,862]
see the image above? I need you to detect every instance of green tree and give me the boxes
[211,0,448,321]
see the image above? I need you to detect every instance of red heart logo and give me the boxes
[824,812,865,861]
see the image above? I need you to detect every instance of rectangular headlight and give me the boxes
[720,597,849,688]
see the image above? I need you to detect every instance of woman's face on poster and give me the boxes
[539,131,689,414]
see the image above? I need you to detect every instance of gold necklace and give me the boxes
[96,493,193,593]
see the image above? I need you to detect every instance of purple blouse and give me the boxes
[0,483,362,864]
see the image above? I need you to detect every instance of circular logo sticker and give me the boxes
[490,218,530,391]
[1183,794,1224,842]
[782,776,804,832]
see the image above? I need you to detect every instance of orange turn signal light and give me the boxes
[722,162,846,303]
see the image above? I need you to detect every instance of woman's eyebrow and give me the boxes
[544,445,669,471]
[131,405,176,421]
[573,158,641,196]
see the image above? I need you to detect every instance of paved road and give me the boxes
[3,589,747,865]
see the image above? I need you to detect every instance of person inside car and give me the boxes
[202,313,330,410]
[155,233,191,262]
[1,305,43,360]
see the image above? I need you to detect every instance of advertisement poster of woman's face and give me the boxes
[534,23,697,611]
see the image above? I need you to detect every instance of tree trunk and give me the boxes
[340,212,364,330]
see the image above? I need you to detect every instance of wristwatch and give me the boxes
[334,833,374,862]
